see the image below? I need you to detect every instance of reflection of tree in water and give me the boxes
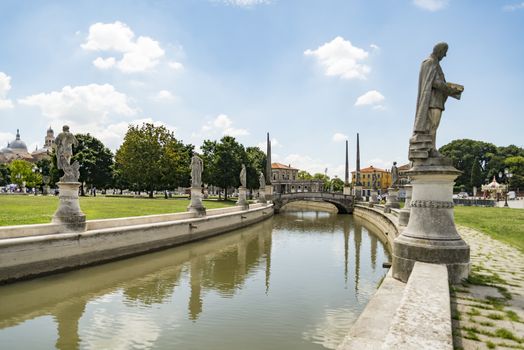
[123,267,182,306]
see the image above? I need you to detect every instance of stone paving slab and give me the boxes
[452,226,524,350]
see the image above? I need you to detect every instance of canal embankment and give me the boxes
[0,203,273,284]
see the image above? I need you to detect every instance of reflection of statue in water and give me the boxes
[240,164,247,188]
[259,171,265,189]
[55,125,80,182]
[409,42,463,161]
[391,161,399,187]
[190,154,203,188]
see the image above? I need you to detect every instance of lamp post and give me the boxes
[504,168,513,207]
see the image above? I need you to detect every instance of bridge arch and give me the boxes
[272,192,353,214]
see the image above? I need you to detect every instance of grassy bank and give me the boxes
[0,195,236,226]
[454,206,524,252]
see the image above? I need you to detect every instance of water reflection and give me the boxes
[0,211,390,350]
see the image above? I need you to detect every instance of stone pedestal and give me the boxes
[236,186,249,210]
[258,189,266,204]
[392,159,470,284]
[52,182,86,231]
[187,187,206,216]
[265,184,273,203]
[386,188,400,209]
[398,185,413,226]
[343,186,351,195]
[369,190,378,207]
[353,185,363,200]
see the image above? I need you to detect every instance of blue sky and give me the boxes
[0,0,523,178]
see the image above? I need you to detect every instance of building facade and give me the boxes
[271,163,324,194]
[0,127,55,164]
[351,165,392,197]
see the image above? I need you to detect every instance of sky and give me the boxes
[0,0,523,179]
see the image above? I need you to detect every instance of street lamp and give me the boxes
[504,168,513,207]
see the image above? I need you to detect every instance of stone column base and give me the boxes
[398,209,411,226]
[236,187,249,210]
[392,160,470,284]
[386,187,400,209]
[52,182,86,232]
[258,190,266,204]
[187,187,206,216]
[343,186,351,195]
[392,234,470,284]
[265,184,273,203]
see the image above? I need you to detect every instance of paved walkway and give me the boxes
[452,226,524,350]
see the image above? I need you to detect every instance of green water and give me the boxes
[0,210,390,350]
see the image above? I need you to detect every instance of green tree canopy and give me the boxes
[245,146,266,190]
[8,159,42,188]
[298,170,313,180]
[115,123,192,197]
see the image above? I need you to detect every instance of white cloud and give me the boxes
[220,0,270,7]
[413,0,449,11]
[355,90,385,107]
[168,61,184,71]
[153,90,176,101]
[93,57,116,69]
[370,44,380,50]
[503,2,524,11]
[18,83,135,122]
[195,114,249,138]
[0,72,14,109]
[332,133,348,143]
[304,37,371,80]
[82,21,165,73]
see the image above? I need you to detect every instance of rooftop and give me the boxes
[272,162,298,170]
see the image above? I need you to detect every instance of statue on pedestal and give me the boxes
[409,42,463,161]
[55,125,80,182]
[391,161,399,188]
[190,154,203,188]
[240,164,247,188]
[259,171,265,190]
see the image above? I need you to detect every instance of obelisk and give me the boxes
[343,139,351,195]
[265,132,273,201]
[354,133,363,199]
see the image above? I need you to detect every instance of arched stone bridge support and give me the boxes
[272,192,354,214]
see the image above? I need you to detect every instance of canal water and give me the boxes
[0,210,390,350]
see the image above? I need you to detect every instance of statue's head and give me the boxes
[393,161,397,166]
[432,42,448,61]
[62,125,70,132]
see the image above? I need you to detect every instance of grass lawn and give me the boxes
[0,195,237,226]
[454,206,524,252]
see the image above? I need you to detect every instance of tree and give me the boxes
[115,123,191,198]
[0,163,10,186]
[330,177,344,192]
[470,157,483,190]
[8,160,42,189]
[505,156,524,190]
[298,170,313,180]
[313,173,330,191]
[72,134,114,195]
[201,136,246,200]
[245,146,266,190]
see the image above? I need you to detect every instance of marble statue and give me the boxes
[391,161,399,187]
[371,173,377,190]
[259,171,265,190]
[409,42,463,161]
[190,154,203,188]
[240,164,247,188]
[55,125,80,182]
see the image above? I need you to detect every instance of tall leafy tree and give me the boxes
[201,136,246,200]
[115,123,191,198]
[72,134,114,195]
[298,170,313,180]
[470,157,483,190]
[8,160,42,188]
[0,163,10,186]
[245,146,266,190]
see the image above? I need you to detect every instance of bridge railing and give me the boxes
[274,192,352,200]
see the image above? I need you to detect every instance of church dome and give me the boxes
[1,143,13,153]
[9,129,28,151]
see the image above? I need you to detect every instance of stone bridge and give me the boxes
[272,192,354,214]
